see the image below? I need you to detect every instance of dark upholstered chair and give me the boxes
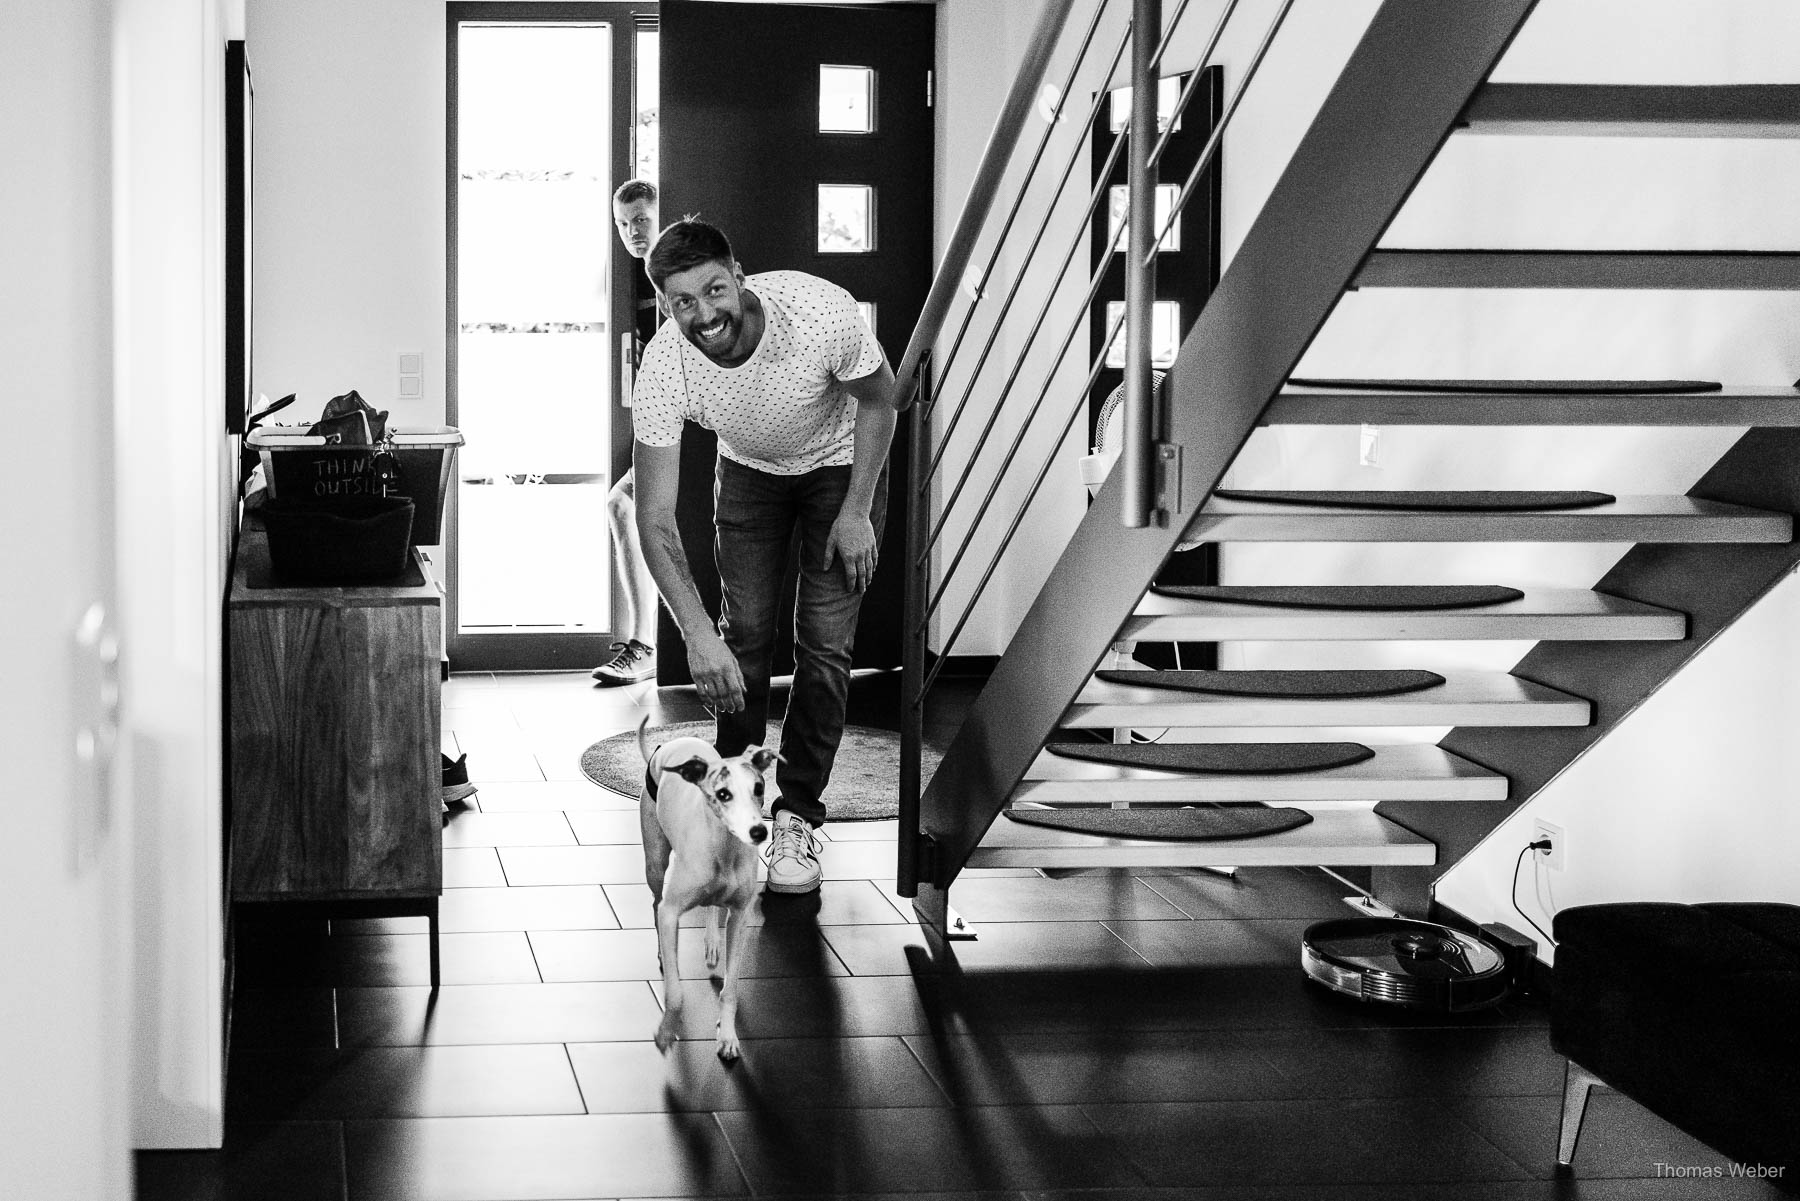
[1552,902,1800,1188]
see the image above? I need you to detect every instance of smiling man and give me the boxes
[631,218,898,894]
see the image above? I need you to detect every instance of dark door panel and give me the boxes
[658,0,935,683]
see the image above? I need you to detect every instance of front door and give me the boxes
[656,0,936,684]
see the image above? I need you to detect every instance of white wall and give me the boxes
[115,0,244,1149]
[0,2,133,1192]
[248,0,450,428]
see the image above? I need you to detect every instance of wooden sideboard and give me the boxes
[227,523,442,982]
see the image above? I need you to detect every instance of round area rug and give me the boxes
[580,721,939,821]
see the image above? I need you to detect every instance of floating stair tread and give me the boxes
[1184,493,1790,543]
[1123,586,1686,642]
[968,806,1436,869]
[1064,670,1591,728]
[1355,250,1800,291]
[1265,383,1800,427]
[1461,84,1800,139]
[1016,743,1505,804]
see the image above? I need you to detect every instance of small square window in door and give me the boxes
[1103,301,1180,369]
[818,184,876,253]
[819,65,875,133]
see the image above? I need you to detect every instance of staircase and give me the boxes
[897,0,1800,935]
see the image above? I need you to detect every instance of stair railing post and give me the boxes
[897,351,933,897]
[1121,0,1161,527]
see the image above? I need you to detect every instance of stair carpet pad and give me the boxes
[1003,804,1313,841]
[1149,584,1525,610]
[1093,667,1448,698]
[1212,488,1617,511]
[1286,377,1723,394]
[1046,741,1376,774]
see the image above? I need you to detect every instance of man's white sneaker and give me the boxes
[763,810,823,894]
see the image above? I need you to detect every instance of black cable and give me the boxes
[1512,841,1557,948]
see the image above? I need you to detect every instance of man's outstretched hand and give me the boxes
[688,631,746,713]
[823,511,878,593]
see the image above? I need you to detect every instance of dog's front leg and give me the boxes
[704,906,726,974]
[652,901,684,1052]
[714,902,750,1062]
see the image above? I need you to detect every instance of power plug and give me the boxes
[1531,818,1566,872]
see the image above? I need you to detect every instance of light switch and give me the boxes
[399,375,423,398]
[399,352,424,375]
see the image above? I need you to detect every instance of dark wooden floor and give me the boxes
[135,670,1785,1200]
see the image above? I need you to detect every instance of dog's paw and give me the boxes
[653,1012,681,1053]
[715,1026,741,1063]
[704,930,723,971]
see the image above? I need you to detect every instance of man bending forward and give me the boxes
[632,219,898,894]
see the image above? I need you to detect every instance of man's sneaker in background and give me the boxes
[591,639,656,685]
[763,810,823,894]
[442,752,477,815]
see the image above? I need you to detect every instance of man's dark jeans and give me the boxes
[712,455,887,828]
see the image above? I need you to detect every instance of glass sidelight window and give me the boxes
[454,23,614,634]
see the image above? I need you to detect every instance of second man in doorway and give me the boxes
[591,179,663,685]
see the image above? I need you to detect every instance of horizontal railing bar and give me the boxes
[925,20,1133,489]
[1147,0,1296,269]
[918,191,1125,575]
[921,336,1119,696]
[923,301,1125,630]
[923,290,1124,606]
[1146,0,1241,170]
[895,0,1084,408]
[1148,0,1201,72]
[927,0,1116,420]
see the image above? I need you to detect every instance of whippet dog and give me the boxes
[637,717,777,1061]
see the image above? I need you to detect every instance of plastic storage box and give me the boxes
[248,425,463,545]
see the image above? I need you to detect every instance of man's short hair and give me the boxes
[646,218,735,290]
[613,178,658,208]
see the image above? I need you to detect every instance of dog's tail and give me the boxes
[636,714,654,765]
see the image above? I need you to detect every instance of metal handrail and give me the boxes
[1145,0,1298,268]
[923,0,1114,422]
[918,308,1127,699]
[920,128,1131,572]
[923,22,1133,491]
[921,200,1127,614]
[893,0,1083,407]
[1145,0,1241,170]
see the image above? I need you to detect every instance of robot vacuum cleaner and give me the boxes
[1302,917,1513,1012]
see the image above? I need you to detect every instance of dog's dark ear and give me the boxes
[749,746,783,774]
[673,757,711,785]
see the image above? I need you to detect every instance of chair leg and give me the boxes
[1557,1059,1601,1167]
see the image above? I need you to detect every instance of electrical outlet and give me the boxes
[1532,818,1566,872]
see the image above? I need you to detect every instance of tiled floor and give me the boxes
[136,670,1786,1200]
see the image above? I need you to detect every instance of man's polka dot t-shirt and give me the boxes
[631,270,885,475]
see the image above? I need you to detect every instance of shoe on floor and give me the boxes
[590,639,655,685]
[763,810,823,894]
[441,752,478,810]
